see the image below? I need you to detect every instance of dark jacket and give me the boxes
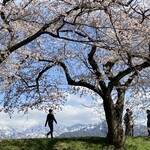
[147,114,150,124]
[45,113,57,126]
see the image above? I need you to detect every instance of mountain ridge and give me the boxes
[0,122,148,139]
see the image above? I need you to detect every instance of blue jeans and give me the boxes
[47,123,54,138]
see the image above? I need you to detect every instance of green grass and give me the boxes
[0,136,150,150]
[125,136,150,150]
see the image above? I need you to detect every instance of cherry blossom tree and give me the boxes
[0,0,150,148]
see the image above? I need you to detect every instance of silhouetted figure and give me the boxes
[129,111,134,136]
[146,109,150,136]
[45,109,57,138]
[123,108,134,136]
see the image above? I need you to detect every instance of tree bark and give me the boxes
[103,90,124,149]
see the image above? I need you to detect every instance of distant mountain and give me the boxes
[134,124,148,136]
[58,122,108,138]
[0,122,148,139]
[0,124,87,139]
[58,123,148,138]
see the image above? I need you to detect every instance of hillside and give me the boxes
[0,122,148,139]
[0,137,150,150]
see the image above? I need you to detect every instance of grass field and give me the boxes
[0,136,150,150]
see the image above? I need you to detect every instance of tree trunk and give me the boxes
[106,119,124,149]
[103,92,124,149]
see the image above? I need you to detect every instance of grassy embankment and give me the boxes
[0,136,150,150]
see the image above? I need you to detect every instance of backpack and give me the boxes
[129,116,133,126]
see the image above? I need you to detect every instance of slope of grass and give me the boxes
[0,136,150,150]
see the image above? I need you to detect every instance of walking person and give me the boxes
[146,109,150,136]
[45,109,57,138]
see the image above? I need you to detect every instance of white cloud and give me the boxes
[0,110,46,130]
[67,94,88,103]
[0,95,148,134]
[0,93,148,131]
[56,104,100,126]
[0,94,100,130]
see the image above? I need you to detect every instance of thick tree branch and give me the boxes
[124,73,137,87]
[103,61,115,80]
[114,67,140,120]
[0,5,83,64]
[39,59,103,96]
[0,15,64,63]
[88,46,106,92]
[115,87,125,123]
[59,61,102,95]
[108,61,150,93]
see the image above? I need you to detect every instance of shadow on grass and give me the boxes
[46,137,116,150]
[11,137,107,150]
[46,137,103,150]
[0,137,117,150]
[4,137,105,150]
